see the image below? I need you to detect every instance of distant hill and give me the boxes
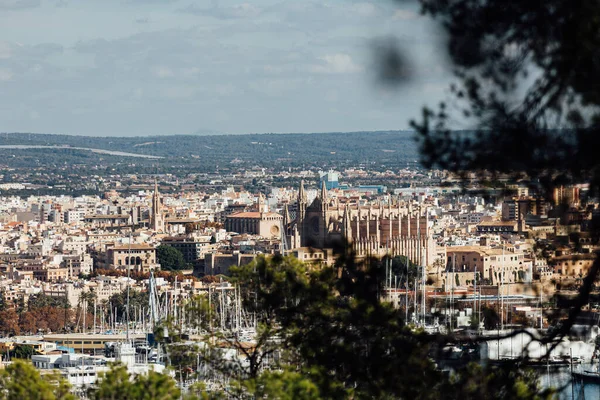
[0,131,420,170]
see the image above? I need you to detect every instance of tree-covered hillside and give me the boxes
[0,131,419,170]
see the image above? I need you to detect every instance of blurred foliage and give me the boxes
[88,363,181,400]
[410,0,600,198]
[225,254,554,399]
[0,360,75,400]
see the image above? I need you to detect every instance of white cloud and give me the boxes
[310,54,362,74]
[0,0,40,10]
[0,42,12,59]
[0,68,13,81]
[0,0,452,135]
[248,78,303,97]
[215,83,235,96]
[392,9,419,20]
[350,2,378,17]
[162,85,197,99]
[422,82,446,95]
[181,3,261,19]
[153,66,174,78]
[131,87,144,100]
[181,67,200,78]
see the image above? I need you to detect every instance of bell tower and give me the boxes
[150,179,165,232]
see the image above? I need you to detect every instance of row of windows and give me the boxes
[556,261,591,266]
[449,255,524,262]
[115,250,149,254]
[56,340,103,345]
[118,256,144,266]
[303,254,323,259]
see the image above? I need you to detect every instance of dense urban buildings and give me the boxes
[0,157,594,393]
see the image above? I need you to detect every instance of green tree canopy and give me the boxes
[88,363,181,400]
[0,360,75,400]
[226,253,555,399]
[106,289,149,324]
[28,293,70,310]
[156,245,187,271]
[410,0,600,194]
[404,0,600,351]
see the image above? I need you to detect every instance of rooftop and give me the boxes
[227,212,282,219]
[110,244,154,251]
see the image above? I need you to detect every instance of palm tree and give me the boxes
[77,289,97,333]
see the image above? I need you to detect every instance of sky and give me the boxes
[0,0,454,136]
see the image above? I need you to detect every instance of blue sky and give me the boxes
[0,0,453,136]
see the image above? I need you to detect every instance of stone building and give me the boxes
[550,254,596,278]
[105,244,159,273]
[203,252,256,275]
[62,254,93,277]
[444,245,529,286]
[284,181,436,266]
[161,236,216,263]
[225,212,283,238]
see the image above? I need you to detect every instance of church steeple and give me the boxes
[317,180,329,213]
[150,178,164,232]
[297,180,307,246]
[258,192,267,213]
[298,180,307,205]
[283,203,291,229]
[342,204,352,242]
[320,180,328,202]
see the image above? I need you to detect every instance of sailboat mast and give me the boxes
[539,286,543,329]
[501,245,504,331]
[422,252,426,325]
[405,257,409,323]
[94,297,97,334]
[451,254,455,330]
[126,233,131,342]
[474,263,477,328]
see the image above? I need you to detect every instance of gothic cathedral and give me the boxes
[284,181,436,267]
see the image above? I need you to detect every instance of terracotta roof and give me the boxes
[551,254,597,261]
[227,212,282,219]
[165,218,200,223]
[84,214,130,219]
[111,244,154,251]
[477,221,517,226]
[446,246,518,256]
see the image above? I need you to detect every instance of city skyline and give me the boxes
[0,0,453,136]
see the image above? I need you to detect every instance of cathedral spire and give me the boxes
[283,203,291,228]
[342,203,352,242]
[317,180,329,212]
[320,180,328,202]
[297,180,307,246]
[298,180,307,204]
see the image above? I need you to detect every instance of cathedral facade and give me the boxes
[284,181,436,267]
